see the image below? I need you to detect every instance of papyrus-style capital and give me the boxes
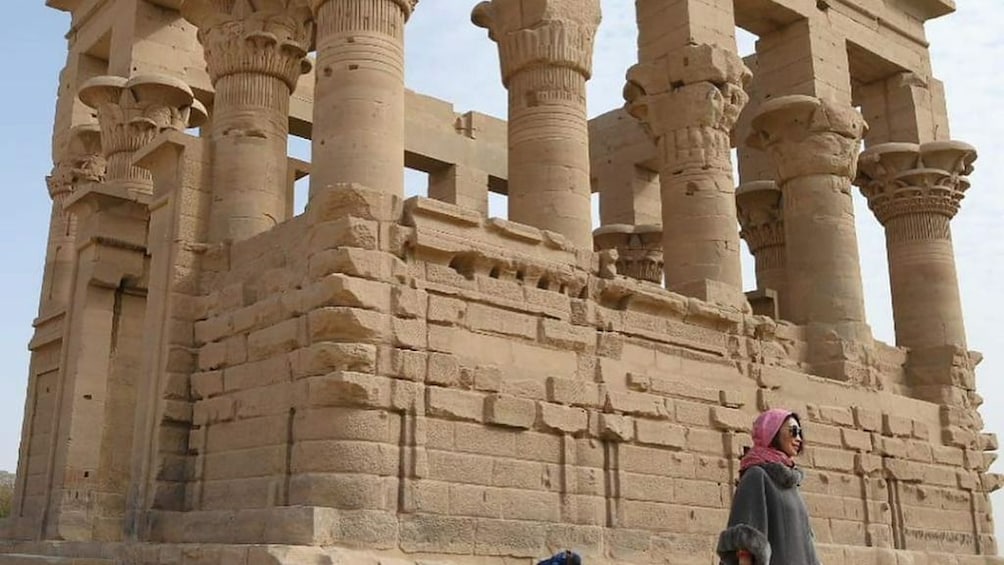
[78,75,206,171]
[182,0,314,90]
[472,0,601,86]
[856,140,976,225]
[736,180,783,257]
[748,95,867,184]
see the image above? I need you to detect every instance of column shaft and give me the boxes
[209,73,293,241]
[183,0,313,242]
[783,173,867,327]
[311,0,413,198]
[885,214,965,348]
[508,66,592,248]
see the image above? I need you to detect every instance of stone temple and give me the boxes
[1,0,998,563]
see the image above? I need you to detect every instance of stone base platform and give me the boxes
[2,541,1004,565]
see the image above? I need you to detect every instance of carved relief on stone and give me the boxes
[472,0,601,92]
[312,0,417,37]
[736,180,783,264]
[748,95,868,185]
[624,44,751,172]
[78,75,207,186]
[46,124,105,200]
[593,224,663,284]
[182,0,315,90]
[855,140,976,226]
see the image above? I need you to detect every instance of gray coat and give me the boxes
[717,463,820,565]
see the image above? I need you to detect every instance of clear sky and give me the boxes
[3,0,1004,550]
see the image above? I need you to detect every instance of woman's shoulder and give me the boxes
[741,463,803,489]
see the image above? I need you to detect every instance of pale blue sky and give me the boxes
[3,0,1004,548]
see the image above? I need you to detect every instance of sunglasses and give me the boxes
[788,424,803,439]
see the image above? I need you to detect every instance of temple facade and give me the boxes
[2,0,999,563]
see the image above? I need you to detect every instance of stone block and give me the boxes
[289,342,377,378]
[302,273,391,312]
[308,217,379,253]
[546,376,601,407]
[598,413,634,441]
[853,406,881,432]
[841,428,872,452]
[392,286,428,319]
[604,389,668,419]
[399,514,476,554]
[307,307,390,344]
[426,352,461,387]
[484,395,535,429]
[634,419,686,449]
[378,347,427,382]
[539,318,594,351]
[308,247,403,282]
[711,406,747,431]
[191,370,224,400]
[427,295,466,325]
[295,372,391,409]
[307,183,401,223]
[426,387,484,423]
[470,365,503,392]
[538,403,588,434]
[882,413,913,437]
[246,318,303,362]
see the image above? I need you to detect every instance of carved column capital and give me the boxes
[624,44,751,172]
[736,180,783,256]
[593,224,663,284]
[747,95,867,184]
[78,75,206,185]
[182,0,315,90]
[47,124,106,199]
[472,0,601,86]
[311,0,417,20]
[855,140,976,225]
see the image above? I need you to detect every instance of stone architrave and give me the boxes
[856,141,976,349]
[593,224,663,284]
[41,124,105,314]
[182,0,314,242]
[309,0,418,199]
[748,95,870,346]
[472,0,602,250]
[736,180,787,317]
[624,44,751,306]
[78,75,207,196]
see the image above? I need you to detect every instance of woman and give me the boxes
[716,408,820,565]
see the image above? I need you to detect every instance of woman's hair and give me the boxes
[769,412,804,454]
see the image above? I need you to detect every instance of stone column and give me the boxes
[856,141,976,349]
[41,125,105,314]
[182,0,313,242]
[472,0,602,250]
[748,95,870,342]
[624,44,751,306]
[736,180,786,318]
[310,0,418,198]
[78,75,206,196]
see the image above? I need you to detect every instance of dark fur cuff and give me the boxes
[717,523,771,565]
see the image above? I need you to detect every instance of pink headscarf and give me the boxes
[739,408,797,473]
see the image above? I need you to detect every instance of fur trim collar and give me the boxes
[760,462,803,488]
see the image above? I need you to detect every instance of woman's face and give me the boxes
[777,417,803,457]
